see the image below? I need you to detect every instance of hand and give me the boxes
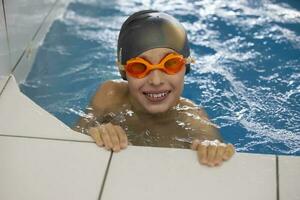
[191,139,235,167]
[88,123,128,152]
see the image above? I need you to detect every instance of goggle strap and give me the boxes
[116,61,125,70]
[185,57,195,64]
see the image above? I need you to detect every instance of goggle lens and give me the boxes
[127,63,147,74]
[164,57,184,73]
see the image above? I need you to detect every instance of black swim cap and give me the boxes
[117,10,190,80]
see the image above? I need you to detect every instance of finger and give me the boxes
[223,143,235,161]
[191,139,200,150]
[214,144,226,166]
[197,143,208,164]
[115,125,128,149]
[207,143,218,166]
[88,127,103,147]
[100,125,113,150]
[107,124,121,152]
[105,123,120,152]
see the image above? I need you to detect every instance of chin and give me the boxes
[143,103,172,114]
[146,108,167,114]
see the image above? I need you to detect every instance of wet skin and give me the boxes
[75,48,235,167]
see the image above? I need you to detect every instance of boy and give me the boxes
[75,10,235,167]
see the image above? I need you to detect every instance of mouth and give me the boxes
[142,90,171,102]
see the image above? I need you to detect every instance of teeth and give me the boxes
[146,92,168,98]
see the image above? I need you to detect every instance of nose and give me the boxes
[147,69,165,86]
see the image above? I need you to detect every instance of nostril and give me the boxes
[148,70,164,85]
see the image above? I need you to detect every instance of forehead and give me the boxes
[138,48,176,58]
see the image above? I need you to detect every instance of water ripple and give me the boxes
[20,0,300,155]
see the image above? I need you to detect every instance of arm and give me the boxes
[193,107,223,141]
[179,98,222,141]
[73,80,129,152]
[181,98,235,167]
[74,81,112,133]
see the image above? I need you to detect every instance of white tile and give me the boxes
[5,0,55,70]
[279,155,300,200]
[0,0,11,76]
[102,146,276,200]
[0,135,110,200]
[0,75,92,142]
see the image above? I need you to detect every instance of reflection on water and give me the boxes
[76,102,218,149]
[21,0,300,155]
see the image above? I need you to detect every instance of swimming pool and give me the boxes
[20,0,300,155]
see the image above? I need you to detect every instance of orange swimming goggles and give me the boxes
[118,53,194,79]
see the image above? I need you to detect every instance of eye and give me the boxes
[164,58,183,72]
[127,63,147,74]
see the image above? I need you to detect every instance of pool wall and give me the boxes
[0,0,10,84]
[0,0,73,83]
[0,1,300,200]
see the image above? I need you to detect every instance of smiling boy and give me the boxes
[75,10,235,167]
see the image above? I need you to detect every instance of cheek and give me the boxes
[171,72,185,93]
[127,78,144,96]
[175,80,184,97]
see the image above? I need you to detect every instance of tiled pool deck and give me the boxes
[0,75,299,200]
[1,0,299,199]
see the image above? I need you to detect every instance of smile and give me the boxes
[143,90,171,102]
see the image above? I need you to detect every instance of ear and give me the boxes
[116,60,127,80]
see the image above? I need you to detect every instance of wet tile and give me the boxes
[0,0,11,76]
[102,146,276,200]
[0,76,92,141]
[278,155,300,200]
[12,0,72,83]
[0,135,110,200]
[0,76,9,92]
[5,0,54,69]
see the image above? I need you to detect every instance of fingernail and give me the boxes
[96,142,103,147]
[201,159,207,164]
[113,147,120,152]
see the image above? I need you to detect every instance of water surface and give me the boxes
[21,0,300,155]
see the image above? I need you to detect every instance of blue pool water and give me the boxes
[20,0,300,155]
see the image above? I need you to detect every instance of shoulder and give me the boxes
[97,80,128,94]
[179,97,209,119]
[91,80,129,111]
[179,97,222,141]
[179,97,197,107]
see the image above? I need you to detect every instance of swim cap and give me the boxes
[117,10,190,80]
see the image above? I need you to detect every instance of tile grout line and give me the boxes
[0,135,114,199]
[31,0,60,41]
[0,134,94,144]
[2,0,8,39]
[10,50,26,75]
[2,0,12,67]
[0,75,11,97]
[11,0,60,74]
[276,155,280,200]
[3,0,25,75]
[1,0,12,85]
[98,151,113,200]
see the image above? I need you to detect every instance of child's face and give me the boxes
[126,48,186,114]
